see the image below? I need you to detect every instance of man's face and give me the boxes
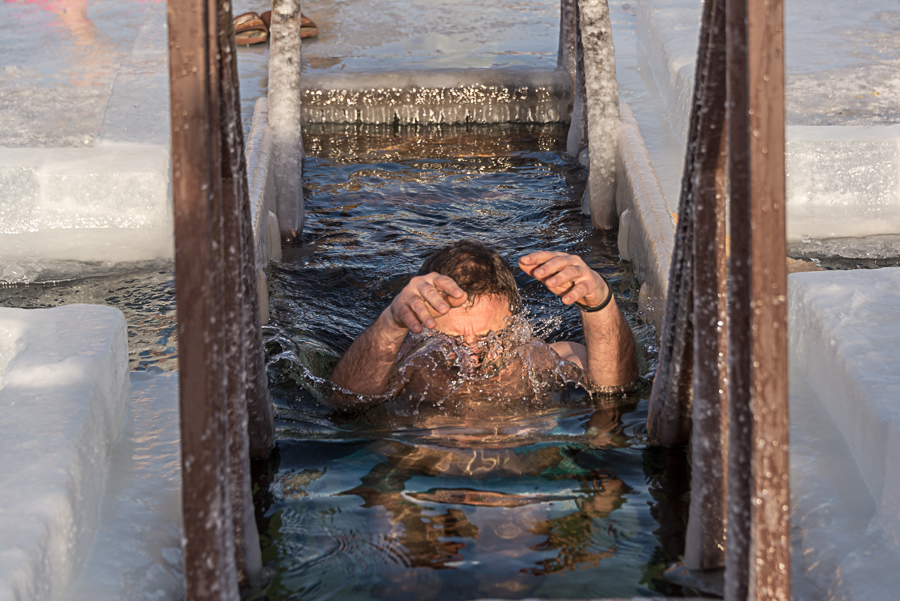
[433,294,512,346]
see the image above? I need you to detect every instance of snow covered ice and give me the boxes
[0,0,172,284]
[789,269,900,598]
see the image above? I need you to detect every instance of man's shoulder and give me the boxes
[548,340,587,370]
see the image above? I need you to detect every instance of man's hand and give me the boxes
[519,251,609,309]
[519,250,637,390]
[328,273,467,400]
[385,273,469,333]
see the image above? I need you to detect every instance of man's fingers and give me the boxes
[414,275,467,313]
[547,277,589,301]
[419,283,452,315]
[519,250,557,265]
[518,251,561,274]
[561,281,590,305]
[544,264,584,288]
[393,303,425,333]
[533,256,582,279]
[519,251,581,279]
[433,275,467,303]
[408,297,438,330]
[520,251,606,305]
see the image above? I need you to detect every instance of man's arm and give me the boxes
[519,251,638,389]
[329,273,468,401]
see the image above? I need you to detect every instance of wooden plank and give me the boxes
[648,0,743,445]
[684,0,728,572]
[724,0,789,599]
[166,0,238,597]
[745,0,790,597]
[646,190,693,446]
[724,0,753,595]
[205,0,241,594]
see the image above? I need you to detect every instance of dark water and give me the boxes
[252,124,691,600]
[0,264,178,371]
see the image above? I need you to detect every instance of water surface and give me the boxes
[254,124,690,600]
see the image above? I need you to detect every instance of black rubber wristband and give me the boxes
[574,281,613,313]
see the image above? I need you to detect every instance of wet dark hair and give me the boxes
[417,239,522,314]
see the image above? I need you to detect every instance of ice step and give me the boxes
[0,305,130,601]
[787,125,900,240]
[66,370,183,601]
[788,268,900,556]
[0,144,171,283]
[301,68,572,125]
[0,0,173,284]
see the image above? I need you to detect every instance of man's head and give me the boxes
[418,240,522,315]
[417,240,522,345]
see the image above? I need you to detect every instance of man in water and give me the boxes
[329,240,637,407]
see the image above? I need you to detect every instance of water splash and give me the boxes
[320,315,584,419]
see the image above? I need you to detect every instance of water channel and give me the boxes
[249,123,689,600]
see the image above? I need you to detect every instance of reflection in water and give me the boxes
[344,413,629,590]
[254,405,690,601]
[254,124,688,600]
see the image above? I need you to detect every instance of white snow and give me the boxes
[0,305,129,601]
[614,103,675,333]
[786,125,900,240]
[246,98,280,271]
[0,1,172,285]
[0,144,173,284]
[297,0,560,74]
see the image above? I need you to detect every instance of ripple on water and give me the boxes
[255,124,687,600]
